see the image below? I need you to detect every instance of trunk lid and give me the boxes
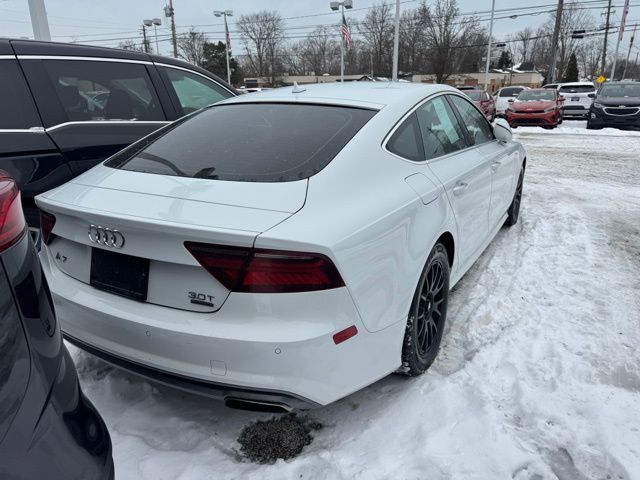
[36,168,307,313]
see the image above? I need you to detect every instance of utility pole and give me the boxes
[548,0,564,83]
[621,25,636,80]
[142,24,149,53]
[27,0,51,41]
[611,0,630,81]
[602,0,613,76]
[168,0,178,58]
[483,0,496,92]
[391,0,401,81]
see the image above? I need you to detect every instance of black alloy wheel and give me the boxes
[400,243,450,376]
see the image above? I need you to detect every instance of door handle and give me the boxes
[452,182,469,196]
[491,161,502,172]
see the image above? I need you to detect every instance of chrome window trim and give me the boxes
[0,128,45,133]
[16,55,153,65]
[45,120,170,132]
[154,62,236,95]
[382,91,492,165]
[0,55,16,60]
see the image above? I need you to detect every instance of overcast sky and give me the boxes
[0,0,630,57]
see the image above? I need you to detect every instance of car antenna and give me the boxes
[292,81,306,94]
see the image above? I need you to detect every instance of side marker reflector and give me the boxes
[333,325,358,345]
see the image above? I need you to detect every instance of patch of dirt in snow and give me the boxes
[65,127,640,480]
[237,414,321,464]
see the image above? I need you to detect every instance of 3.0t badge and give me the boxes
[88,225,125,249]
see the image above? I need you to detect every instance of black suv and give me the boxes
[0,39,236,225]
[0,171,113,479]
[588,81,640,130]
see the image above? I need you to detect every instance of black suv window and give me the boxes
[161,67,231,115]
[41,60,164,122]
[0,60,41,129]
[107,103,376,182]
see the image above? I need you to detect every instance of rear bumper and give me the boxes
[561,106,589,117]
[41,248,404,407]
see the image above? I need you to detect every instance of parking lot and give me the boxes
[63,121,640,480]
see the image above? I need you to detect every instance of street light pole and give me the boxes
[214,10,233,85]
[144,19,162,55]
[392,0,401,81]
[483,0,496,92]
[330,0,353,83]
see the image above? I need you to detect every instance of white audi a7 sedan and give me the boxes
[36,82,526,411]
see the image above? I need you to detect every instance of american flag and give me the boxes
[341,12,353,49]
[224,15,231,51]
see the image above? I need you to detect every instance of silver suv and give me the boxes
[558,82,596,118]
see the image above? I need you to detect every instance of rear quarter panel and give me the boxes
[255,111,456,333]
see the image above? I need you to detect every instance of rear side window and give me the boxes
[0,60,41,129]
[162,67,231,115]
[448,95,494,146]
[386,113,423,162]
[41,60,164,122]
[416,96,468,160]
[107,103,376,182]
[559,84,595,94]
[499,87,524,97]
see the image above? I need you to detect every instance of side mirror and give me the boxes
[508,98,515,103]
[558,96,566,102]
[588,93,596,98]
[493,118,512,143]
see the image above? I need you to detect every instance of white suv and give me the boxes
[558,82,596,118]
[495,86,529,117]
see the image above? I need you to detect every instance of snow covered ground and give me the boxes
[67,121,640,480]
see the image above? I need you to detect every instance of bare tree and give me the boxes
[177,28,208,67]
[237,11,285,84]
[398,5,428,74]
[299,26,340,75]
[358,2,394,76]
[423,0,481,82]
[118,40,144,52]
[514,27,535,63]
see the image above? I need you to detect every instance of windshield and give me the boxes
[516,90,555,102]
[559,84,595,94]
[105,103,376,182]
[466,92,483,101]
[599,84,640,98]
[499,87,525,97]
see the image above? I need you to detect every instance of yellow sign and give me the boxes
[596,75,606,84]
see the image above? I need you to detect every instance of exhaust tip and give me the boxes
[225,397,292,413]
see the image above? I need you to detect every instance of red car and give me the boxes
[465,90,496,121]
[506,88,565,128]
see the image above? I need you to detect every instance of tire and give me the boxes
[400,243,450,376]
[505,165,524,226]
[558,115,563,125]
[586,122,601,130]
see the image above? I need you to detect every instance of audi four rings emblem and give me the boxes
[88,225,125,249]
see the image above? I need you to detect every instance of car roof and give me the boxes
[217,81,460,110]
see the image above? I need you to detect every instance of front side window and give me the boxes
[447,95,494,146]
[162,67,231,115]
[415,96,468,160]
[0,60,41,129]
[42,60,164,122]
[106,103,376,182]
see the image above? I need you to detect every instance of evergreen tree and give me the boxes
[202,41,241,86]
[497,50,513,70]
[563,53,579,82]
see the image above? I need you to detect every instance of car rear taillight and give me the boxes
[0,172,26,253]
[185,242,345,293]
[39,210,57,245]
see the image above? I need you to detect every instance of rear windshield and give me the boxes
[599,84,640,98]
[466,91,482,101]
[517,90,555,101]
[106,103,376,182]
[559,84,595,93]
[499,87,524,97]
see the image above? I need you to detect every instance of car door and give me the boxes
[0,54,69,225]
[156,64,234,117]
[17,56,172,177]
[447,94,519,230]
[413,95,492,265]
